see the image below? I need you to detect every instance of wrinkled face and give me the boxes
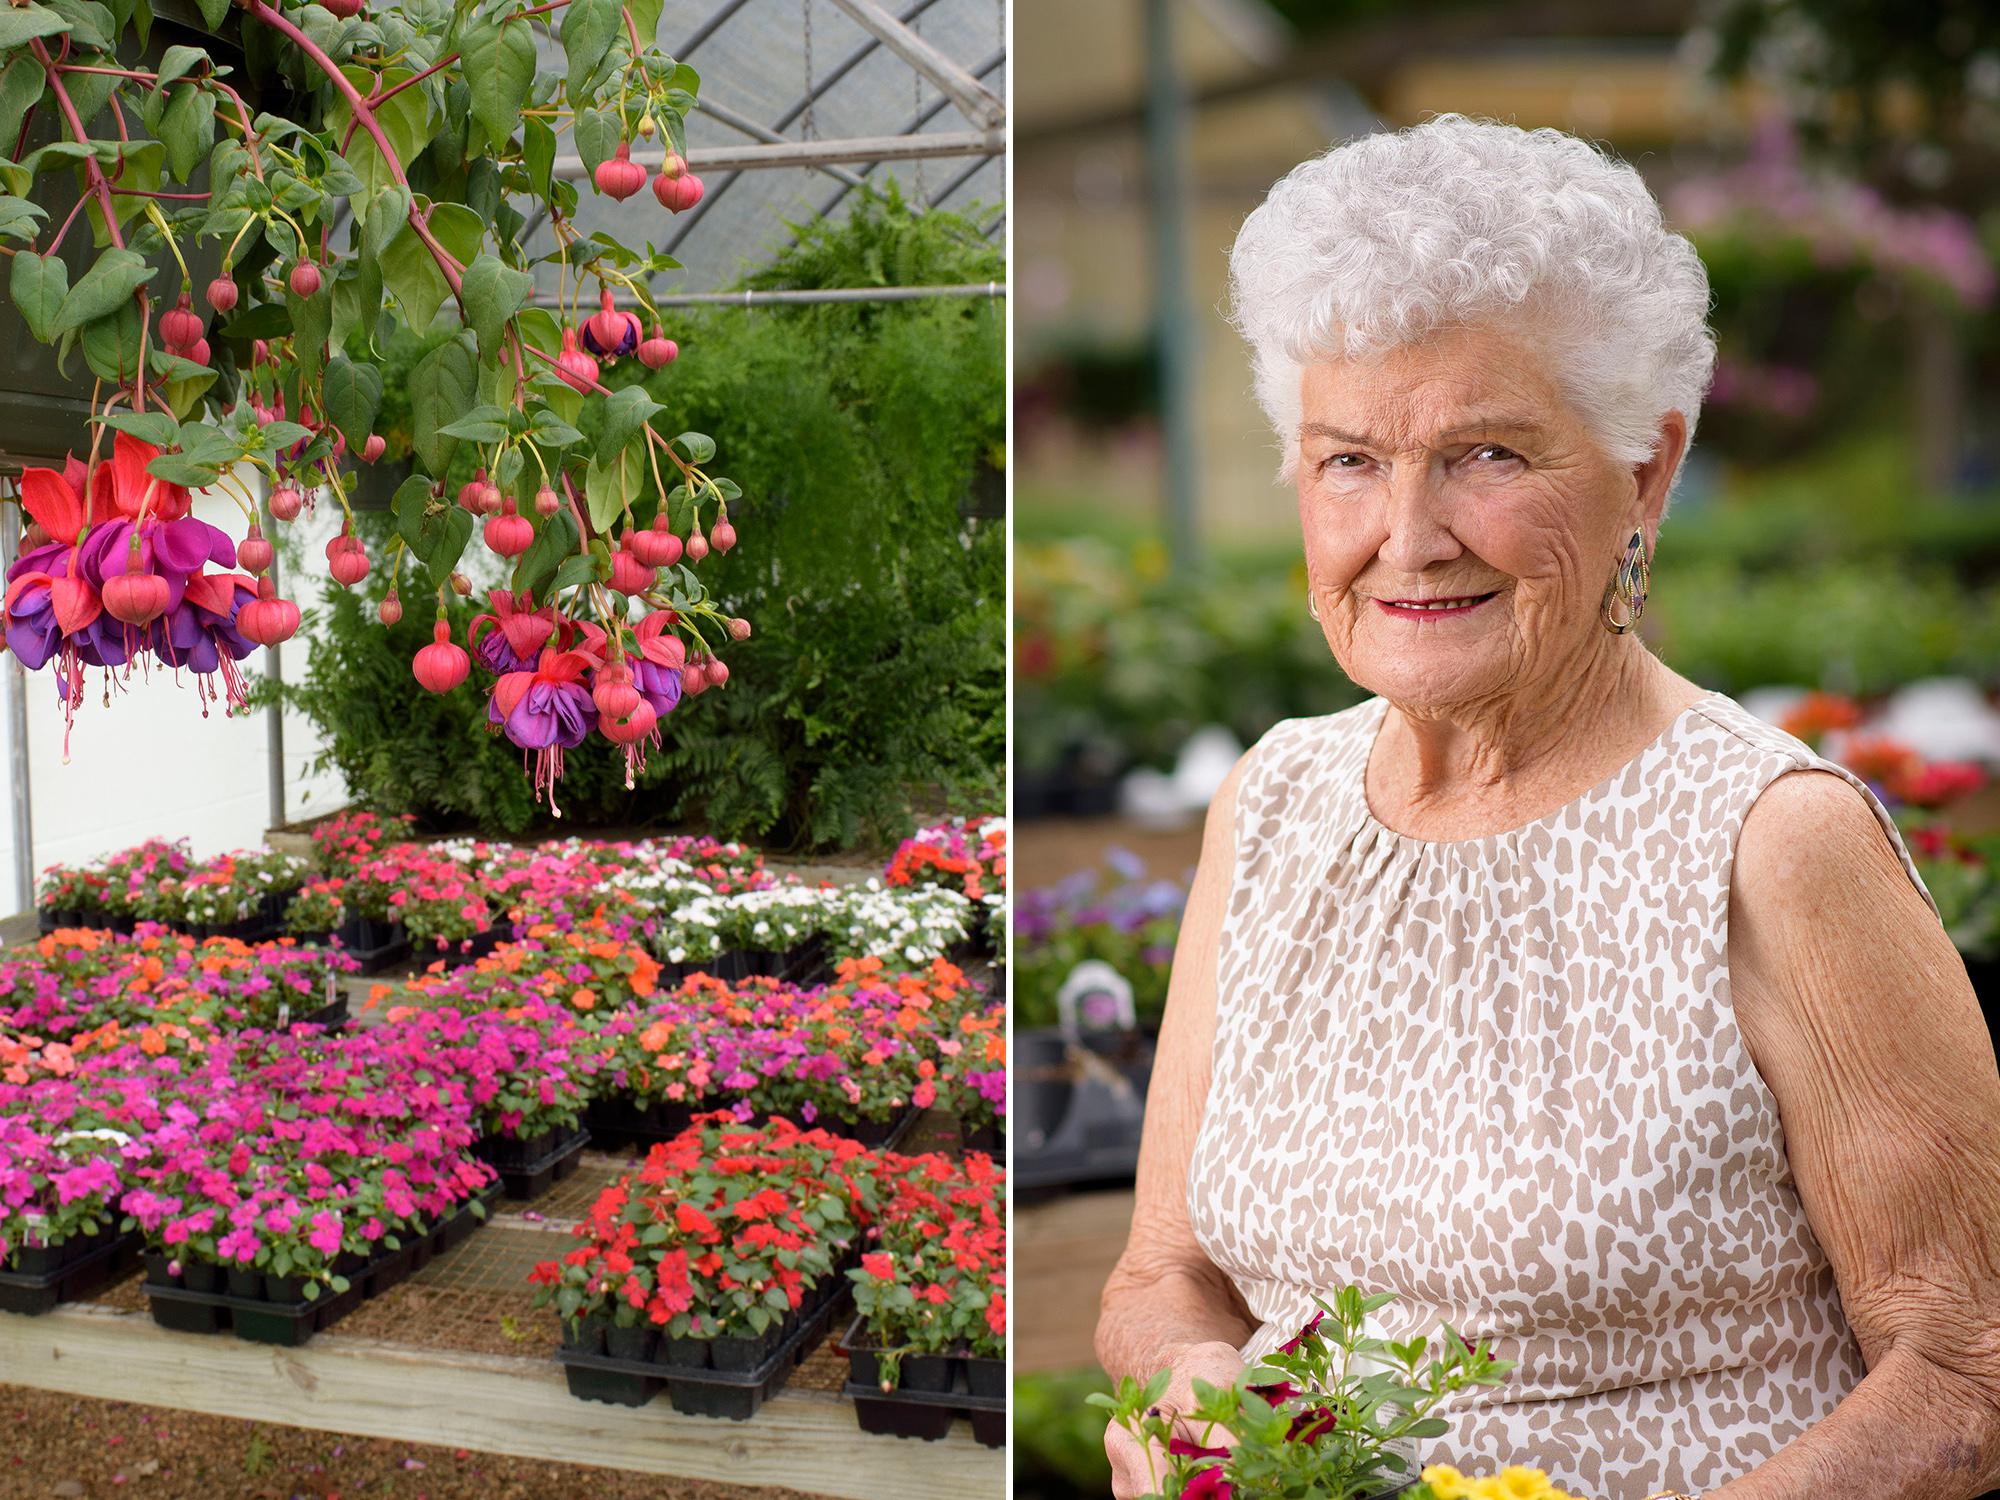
[1296,320,1663,713]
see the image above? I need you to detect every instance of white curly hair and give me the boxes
[1227,113,1717,503]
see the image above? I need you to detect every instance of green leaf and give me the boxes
[51,247,151,336]
[159,83,216,181]
[409,333,477,474]
[522,115,555,201]
[460,15,535,154]
[147,451,222,487]
[436,405,510,443]
[583,442,640,533]
[329,64,434,221]
[152,44,208,95]
[673,430,715,465]
[162,368,214,421]
[220,301,291,341]
[0,195,46,243]
[96,410,178,446]
[286,279,331,375]
[560,0,619,96]
[420,505,473,586]
[259,421,311,453]
[0,57,44,158]
[378,222,451,334]
[459,252,531,363]
[512,508,577,601]
[81,141,161,247]
[572,107,619,184]
[0,5,72,49]
[549,553,598,593]
[600,385,661,457]
[10,252,66,342]
[44,0,111,47]
[392,473,434,554]
[364,185,411,262]
[192,0,229,27]
[322,355,383,449]
[530,411,584,448]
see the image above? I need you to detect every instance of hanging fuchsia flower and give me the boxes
[4,434,257,739]
[490,646,602,814]
[468,589,558,675]
[631,608,685,720]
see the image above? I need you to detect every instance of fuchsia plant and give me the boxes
[0,0,749,804]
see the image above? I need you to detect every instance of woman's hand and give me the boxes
[1105,1340,1248,1500]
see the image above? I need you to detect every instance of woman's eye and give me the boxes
[1319,453,1366,472]
[1473,444,1519,462]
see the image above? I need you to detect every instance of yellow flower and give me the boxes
[1497,1467,1554,1500]
[1421,1467,1475,1500]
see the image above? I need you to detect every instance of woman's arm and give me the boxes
[1713,768,2000,1500]
[1095,754,1259,1384]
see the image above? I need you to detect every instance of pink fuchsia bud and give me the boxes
[321,0,362,15]
[478,483,503,515]
[593,661,642,719]
[626,519,682,568]
[288,261,322,298]
[685,529,709,562]
[379,590,403,626]
[608,548,654,595]
[324,530,360,563]
[533,485,561,518]
[653,170,704,212]
[727,617,751,641]
[236,528,274,574]
[458,470,488,512]
[594,141,648,201]
[484,507,533,558]
[183,338,211,368]
[102,569,169,626]
[206,276,238,314]
[583,287,641,361]
[251,338,271,367]
[658,152,687,181]
[330,545,370,589]
[556,328,600,393]
[707,657,729,688]
[361,434,386,464]
[449,570,473,597]
[710,519,736,553]
[638,330,679,369]
[160,295,202,352]
[269,486,303,522]
[599,696,657,744]
[681,657,710,695]
[412,618,469,693]
[239,577,301,646]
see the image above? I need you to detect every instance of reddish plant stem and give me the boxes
[243,0,464,296]
[52,66,264,182]
[29,38,122,253]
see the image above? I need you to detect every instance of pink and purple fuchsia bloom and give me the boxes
[4,434,257,743]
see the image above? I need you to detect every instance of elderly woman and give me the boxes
[1095,114,2000,1498]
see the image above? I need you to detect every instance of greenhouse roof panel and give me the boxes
[533,0,1007,296]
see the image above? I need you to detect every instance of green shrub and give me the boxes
[271,186,1003,847]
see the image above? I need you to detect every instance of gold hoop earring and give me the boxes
[1600,529,1650,634]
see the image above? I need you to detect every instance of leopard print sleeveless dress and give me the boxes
[1185,689,1943,1495]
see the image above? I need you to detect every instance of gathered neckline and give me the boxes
[1351,689,1727,852]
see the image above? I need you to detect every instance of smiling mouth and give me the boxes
[1375,590,1501,617]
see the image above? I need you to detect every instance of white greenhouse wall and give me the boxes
[0,471,351,914]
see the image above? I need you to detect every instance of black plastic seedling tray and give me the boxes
[556,1268,854,1421]
[0,1229,141,1316]
[144,1182,501,1345]
[474,1125,589,1201]
[837,1318,1004,1445]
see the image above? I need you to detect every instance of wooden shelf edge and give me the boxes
[0,1303,1002,1499]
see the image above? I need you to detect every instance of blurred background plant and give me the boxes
[271,188,1005,850]
[1010,0,2000,1482]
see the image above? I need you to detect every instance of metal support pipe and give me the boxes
[1,477,31,915]
[1145,0,1199,578]
[263,483,285,832]
[553,130,1000,177]
[821,0,1006,129]
[530,282,1003,309]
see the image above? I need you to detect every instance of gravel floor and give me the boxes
[0,1385,825,1500]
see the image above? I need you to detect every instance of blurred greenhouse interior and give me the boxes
[1009,2,2000,1493]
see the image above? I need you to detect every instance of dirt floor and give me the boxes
[0,1386,823,1499]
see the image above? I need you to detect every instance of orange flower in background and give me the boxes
[1778,691,1862,747]
[1836,734,1923,790]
